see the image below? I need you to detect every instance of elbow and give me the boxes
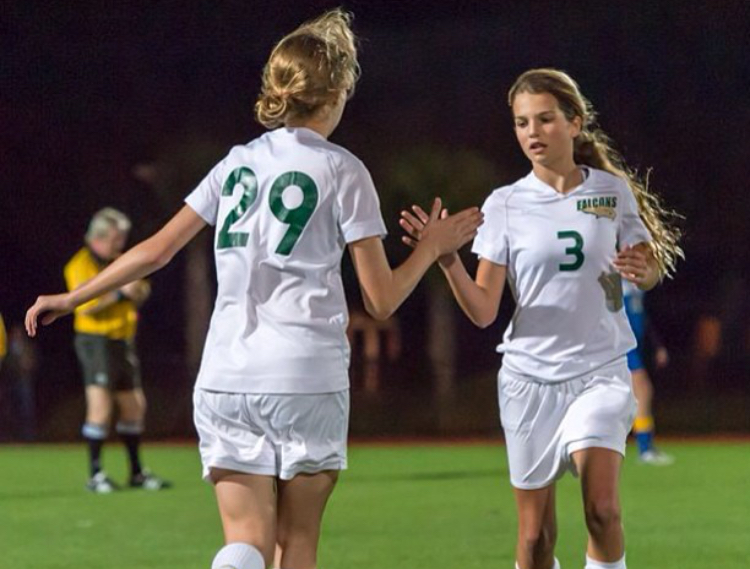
[364,303,394,321]
[139,252,168,274]
[469,311,497,329]
[152,250,173,270]
[140,239,174,271]
[361,291,397,321]
[372,309,395,321]
[473,318,494,329]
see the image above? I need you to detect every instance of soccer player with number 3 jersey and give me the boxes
[402,69,682,569]
[25,9,482,569]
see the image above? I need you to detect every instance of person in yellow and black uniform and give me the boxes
[0,313,7,370]
[65,207,169,493]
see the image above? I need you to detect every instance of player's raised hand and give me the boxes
[400,199,481,267]
[400,198,483,261]
[25,293,74,337]
[399,203,432,249]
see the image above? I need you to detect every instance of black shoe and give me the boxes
[130,469,172,490]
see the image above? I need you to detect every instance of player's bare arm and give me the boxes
[26,206,206,336]
[72,280,149,316]
[79,291,125,315]
[349,198,483,320]
[400,204,505,328]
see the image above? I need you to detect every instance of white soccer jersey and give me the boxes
[185,127,387,394]
[472,167,651,382]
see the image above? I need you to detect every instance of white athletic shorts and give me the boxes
[193,388,349,482]
[498,358,636,490]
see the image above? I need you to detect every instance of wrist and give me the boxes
[415,238,441,264]
[642,266,660,290]
[438,252,459,270]
[62,292,78,312]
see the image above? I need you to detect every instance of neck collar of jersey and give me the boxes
[86,246,109,267]
[527,165,591,196]
[280,126,327,142]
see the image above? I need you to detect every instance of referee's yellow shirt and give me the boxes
[0,313,7,359]
[63,248,137,340]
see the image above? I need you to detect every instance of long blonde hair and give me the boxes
[255,9,360,129]
[508,68,683,278]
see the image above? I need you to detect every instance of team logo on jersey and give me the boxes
[577,196,617,220]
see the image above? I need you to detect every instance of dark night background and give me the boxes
[1,0,749,439]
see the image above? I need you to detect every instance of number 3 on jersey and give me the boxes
[557,230,584,271]
[217,167,318,255]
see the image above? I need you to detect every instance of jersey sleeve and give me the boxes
[471,191,509,265]
[185,158,227,226]
[617,181,651,247]
[335,156,387,243]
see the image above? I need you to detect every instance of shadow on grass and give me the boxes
[347,467,506,483]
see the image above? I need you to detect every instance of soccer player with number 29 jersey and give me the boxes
[25,9,482,569]
[402,69,682,569]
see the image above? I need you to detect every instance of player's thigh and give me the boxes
[109,340,143,392]
[85,385,113,423]
[75,334,111,390]
[571,447,622,506]
[277,470,338,540]
[115,387,146,421]
[213,469,277,563]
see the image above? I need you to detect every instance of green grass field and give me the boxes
[1,441,748,568]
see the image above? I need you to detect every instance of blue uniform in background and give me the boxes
[623,280,646,371]
[623,280,672,460]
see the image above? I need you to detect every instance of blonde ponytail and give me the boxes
[255,9,360,129]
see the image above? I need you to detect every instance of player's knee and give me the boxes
[584,499,621,535]
[121,403,146,423]
[86,406,112,425]
[277,521,319,559]
[118,393,147,422]
[277,523,318,549]
[518,523,556,562]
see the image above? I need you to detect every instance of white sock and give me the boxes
[212,543,265,569]
[585,554,626,569]
[515,558,561,569]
